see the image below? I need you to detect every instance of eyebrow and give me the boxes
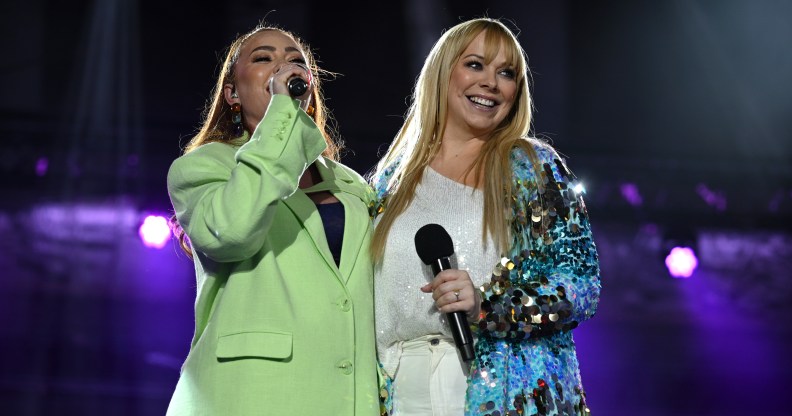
[249,45,302,56]
[462,53,485,60]
[462,53,514,67]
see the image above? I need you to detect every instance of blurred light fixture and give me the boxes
[662,224,699,278]
[665,246,698,278]
[35,157,49,176]
[695,183,727,212]
[138,215,170,249]
[619,182,643,207]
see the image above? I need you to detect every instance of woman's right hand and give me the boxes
[421,269,481,321]
[268,63,313,111]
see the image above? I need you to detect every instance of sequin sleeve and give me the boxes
[368,160,399,220]
[476,144,601,341]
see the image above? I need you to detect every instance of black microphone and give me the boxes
[287,77,308,97]
[415,223,475,362]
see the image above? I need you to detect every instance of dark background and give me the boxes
[1,0,790,415]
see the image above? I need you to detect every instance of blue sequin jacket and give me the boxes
[371,140,601,416]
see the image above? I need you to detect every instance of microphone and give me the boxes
[415,223,475,362]
[287,77,308,97]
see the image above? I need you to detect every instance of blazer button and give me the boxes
[340,298,351,312]
[337,360,353,375]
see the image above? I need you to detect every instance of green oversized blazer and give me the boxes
[166,95,380,415]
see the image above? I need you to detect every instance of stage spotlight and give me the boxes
[665,246,698,278]
[138,215,170,249]
[662,224,699,278]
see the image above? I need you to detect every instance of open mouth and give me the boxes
[468,96,496,108]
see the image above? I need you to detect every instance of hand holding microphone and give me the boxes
[415,223,477,362]
[269,63,313,112]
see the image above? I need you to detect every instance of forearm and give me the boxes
[168,96,327,261]
[475,152,601,340]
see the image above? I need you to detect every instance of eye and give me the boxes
[289,57,307,65]
[499,68,516,79]
[252,55,272,63]
[464,60,483,70]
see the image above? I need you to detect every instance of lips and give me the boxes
[468,95,496,108]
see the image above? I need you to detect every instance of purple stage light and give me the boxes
[619,182,643,207]
[35,157,48,177]
[665,246,698,278]
[138,215,170,249]
[695,183,727,212]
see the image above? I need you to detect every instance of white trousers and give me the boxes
[391,335,469,416]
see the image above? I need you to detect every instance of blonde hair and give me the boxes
[369,18,543,260]
[172,23,341,257]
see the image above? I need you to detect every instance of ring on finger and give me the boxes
[453,290,460,301]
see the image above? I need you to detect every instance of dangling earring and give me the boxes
[230,101,243,137]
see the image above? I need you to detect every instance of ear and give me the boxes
[223,83,238,106]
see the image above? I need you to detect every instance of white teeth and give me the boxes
[469,96,495,107]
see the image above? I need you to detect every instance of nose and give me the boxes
[479,69,499,91]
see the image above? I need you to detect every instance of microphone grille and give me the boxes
[414,223,454,265]
[287,77,308,97]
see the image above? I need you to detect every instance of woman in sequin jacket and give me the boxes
[369,18,601,416]
[166,24,380,415]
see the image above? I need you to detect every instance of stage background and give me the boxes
[1,1,790,415]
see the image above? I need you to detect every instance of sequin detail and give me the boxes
[369,160,398,220]
[379,361,394,416]
[467,144,600,416]
[368,197,386,220]
[476,153,595,341]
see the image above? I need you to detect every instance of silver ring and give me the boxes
[453,290,460,301]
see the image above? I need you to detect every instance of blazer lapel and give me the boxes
[335,192,370,283]
[281,189,339,281]
[304,158,371,284]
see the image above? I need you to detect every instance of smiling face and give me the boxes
[444,30,518,141]
[224,29,308,132]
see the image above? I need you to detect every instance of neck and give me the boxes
[430,137,485,187]
[299,163,320,189]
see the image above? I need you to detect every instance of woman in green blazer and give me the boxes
[166,24,380,415]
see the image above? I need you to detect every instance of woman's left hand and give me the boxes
[421,269,481,320]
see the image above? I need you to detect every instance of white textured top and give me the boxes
[375,167,501,376]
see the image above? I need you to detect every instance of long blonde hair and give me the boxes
[172,23,341,257]
[369,18,543,260]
